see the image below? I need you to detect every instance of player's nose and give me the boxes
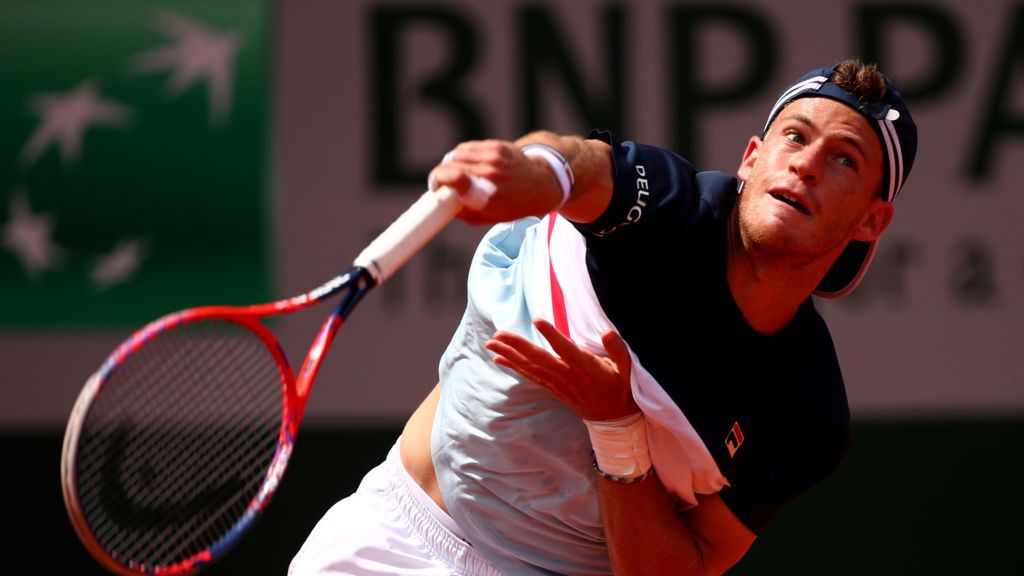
[789,144,824,185]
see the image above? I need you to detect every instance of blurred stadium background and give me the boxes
[2,0,1021,573]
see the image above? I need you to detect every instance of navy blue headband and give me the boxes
[762,64,917,203]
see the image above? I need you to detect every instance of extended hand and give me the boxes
[429,140,563,225]
[485,318,638,421]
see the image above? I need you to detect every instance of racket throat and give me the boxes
[294,267,374,421]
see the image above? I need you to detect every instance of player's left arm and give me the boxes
[598,480,755,575]
[486,320,755,575]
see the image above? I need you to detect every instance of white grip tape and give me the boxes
[353,186,460,285]
[584,412,652,478]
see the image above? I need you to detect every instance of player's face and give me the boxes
[734,97,893,263]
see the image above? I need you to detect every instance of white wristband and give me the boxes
[583,412,652,479]
[521,144,574,207]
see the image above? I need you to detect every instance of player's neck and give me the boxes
[725,215,820,336]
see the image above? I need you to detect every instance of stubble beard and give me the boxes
[733,180,855,273]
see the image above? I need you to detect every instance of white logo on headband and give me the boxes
[886,109,901,121]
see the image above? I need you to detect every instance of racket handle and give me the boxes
[353,186,460,285]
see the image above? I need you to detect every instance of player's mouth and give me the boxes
[770,192,810,215]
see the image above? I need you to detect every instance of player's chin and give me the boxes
[743,219,814,253]
[744,212,797,241]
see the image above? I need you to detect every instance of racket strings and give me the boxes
[82,330,273,503]
[83,329,282,566]
[73,318,287,571]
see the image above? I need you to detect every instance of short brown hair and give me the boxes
[828,59,888,105]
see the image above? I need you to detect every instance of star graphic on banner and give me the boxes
[131,11,242,125]
[2,191,65,279]
[90,238,148,291]
[20,79,134,168]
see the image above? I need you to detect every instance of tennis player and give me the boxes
[290,58,917,575]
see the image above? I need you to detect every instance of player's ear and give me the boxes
[737,136,761,183]
[853,200,895,242]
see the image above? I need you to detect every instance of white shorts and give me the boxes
[288,438,504,576]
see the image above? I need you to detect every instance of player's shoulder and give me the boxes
[695,170,740,221]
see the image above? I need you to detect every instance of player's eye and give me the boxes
[836,155,858,170]
[784,130,805,145]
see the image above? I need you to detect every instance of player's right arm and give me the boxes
[427,132,613,225]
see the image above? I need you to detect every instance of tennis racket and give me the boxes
[60,187,461,575]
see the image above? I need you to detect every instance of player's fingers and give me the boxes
[429,146,499,209]
[452,139,514,164]
[429,163,474,196]
[428,163,496,217]
[600,330,632,375]
[487,337,565,387]
[488,331,566,374]
[489,329,539,354]
[492,353,545,385]
[532,318,589,364]
[485,336,533,369]
[493,356,564,395]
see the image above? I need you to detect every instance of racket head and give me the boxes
[61,310,298,575]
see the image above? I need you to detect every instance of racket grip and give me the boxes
[353,186,460,285]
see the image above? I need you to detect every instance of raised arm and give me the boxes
[427,131,613,225]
